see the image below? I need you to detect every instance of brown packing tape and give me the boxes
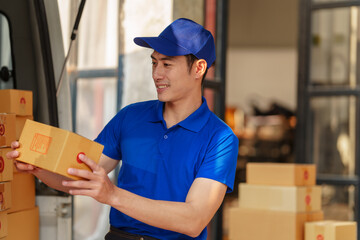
[314,225,325,240]
[305,196,312,212]
[301,167,310,184]
[0,115,5,125]
[305,187,312,211]
[0,194,3,211]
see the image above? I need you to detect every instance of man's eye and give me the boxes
[164,63,171,67]
[151,62,156,65]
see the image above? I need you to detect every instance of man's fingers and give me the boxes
[67,167,97,180]
[10,141,19,149]
[6,150,19,159]
[14,160,37,171]
[68,189,92,196]
[62,179,90,188]
[78,154,101,172]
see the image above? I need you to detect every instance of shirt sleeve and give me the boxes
[94,105,129,160]
[196,130,239,193]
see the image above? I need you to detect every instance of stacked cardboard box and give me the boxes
[0,89,38,239]
[0,89,33,141]
[305,220,357,240]
[229,162,324,240]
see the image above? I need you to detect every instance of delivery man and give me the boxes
[7,18,239,240]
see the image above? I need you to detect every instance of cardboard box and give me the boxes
[0,89,32,116]
[246,162,316,186]
[239,183,322,212]
[16,115,33,140]
[0,182,11,211]
[0,114,16,148]
[8,173,35,214]
[0,148,13,181]
[16,120,104,180]
[305,221,357,240]
[0,211,8,238]
[7,207,39,240]
[229,207,324,240]
[3,147,20,174]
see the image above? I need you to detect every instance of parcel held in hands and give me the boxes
[16,120,104,180]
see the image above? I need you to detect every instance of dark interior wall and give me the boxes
[228,0,298,48]
[173,0,205,25]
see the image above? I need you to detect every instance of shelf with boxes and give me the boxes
[0,89,39,240]
[227,112,296,199]
[228,162,358,240]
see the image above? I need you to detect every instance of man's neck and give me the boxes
[163,96,202,129]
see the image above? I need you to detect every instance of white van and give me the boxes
[0,0,73,239]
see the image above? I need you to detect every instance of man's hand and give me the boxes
[6,141,38,173]
[62,154,116,205]
[6,141,75,193]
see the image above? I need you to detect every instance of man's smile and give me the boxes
[157,84,169,89]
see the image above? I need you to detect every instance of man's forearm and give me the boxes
[107,178,226,238]
[109,188,206,238]
[33,168,73,193]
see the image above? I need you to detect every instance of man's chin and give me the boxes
[157,95,169,103]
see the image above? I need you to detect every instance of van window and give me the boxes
[0,13,13,89]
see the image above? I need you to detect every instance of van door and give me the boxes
[0,0,72,239]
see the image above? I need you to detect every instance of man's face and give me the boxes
[151,51,199,104]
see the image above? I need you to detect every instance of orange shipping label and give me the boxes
[30,133,52,154]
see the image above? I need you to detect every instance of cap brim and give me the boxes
[134,37,191,56]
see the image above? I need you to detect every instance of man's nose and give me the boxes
[152,65,164,80]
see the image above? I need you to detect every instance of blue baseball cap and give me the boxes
[134,18,216,69]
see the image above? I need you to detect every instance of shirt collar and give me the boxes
[150,97,211,133]
[148,101,164,123]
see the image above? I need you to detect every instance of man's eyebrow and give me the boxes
[151,55,175,61]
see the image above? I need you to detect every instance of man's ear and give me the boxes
[195,59,207,79]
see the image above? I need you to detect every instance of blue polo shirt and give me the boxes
[95,97,239,240]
